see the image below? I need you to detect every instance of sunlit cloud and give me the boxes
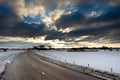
[86,11,103,18]
[0,0,120,48]
[58,28,74,33]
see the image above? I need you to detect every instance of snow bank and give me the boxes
[0,50,24,73]
[35,50,120,74]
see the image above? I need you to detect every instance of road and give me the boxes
[3,51,104,80]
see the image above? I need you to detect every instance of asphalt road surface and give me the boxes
[3,51,104,80]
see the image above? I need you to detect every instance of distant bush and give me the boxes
[4,49,7,52]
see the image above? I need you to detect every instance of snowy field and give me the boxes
[35,50,120,74]
[0,50,24,73]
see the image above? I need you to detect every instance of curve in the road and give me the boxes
[3,51,104,80]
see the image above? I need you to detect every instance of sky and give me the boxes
[0,0,120,48]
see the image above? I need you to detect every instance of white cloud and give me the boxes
[74,36,89,41]
[18,5,46,18]
[58,28,74,33]
[86,11,103,18]
[0,36,25,42]
[49,9,65,21]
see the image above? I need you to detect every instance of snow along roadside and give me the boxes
[0,54,18,79]
[0,51,24,79]
[34,51,120,80]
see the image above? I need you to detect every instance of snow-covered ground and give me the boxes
[0,50,24,73]
[35,50,120,74]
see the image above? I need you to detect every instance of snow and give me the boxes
[0,50,24,73]
[35,50,120,73]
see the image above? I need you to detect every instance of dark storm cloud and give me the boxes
[0,23,45,37]
[68,22,120,37]
[55,0,120,28]
[54,1,120,43]
[87,6,120,23]
[68,22,120,43]
[45,30,65,40]
[73,0,106,10]
[108,32,120,43]
[55,10,85,29]
[55,0,107,29]
[12,23,45,37]
[0,1,46,37]
[0,4,20,26]
[0,0,120,44]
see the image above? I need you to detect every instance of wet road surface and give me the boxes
[3,51,104,80]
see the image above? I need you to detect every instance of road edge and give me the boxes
[32,51,113,80]
[0,52,23,80]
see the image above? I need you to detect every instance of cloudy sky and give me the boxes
[0,0,120,48]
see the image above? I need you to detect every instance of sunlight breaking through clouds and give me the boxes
[0,0,120,48]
